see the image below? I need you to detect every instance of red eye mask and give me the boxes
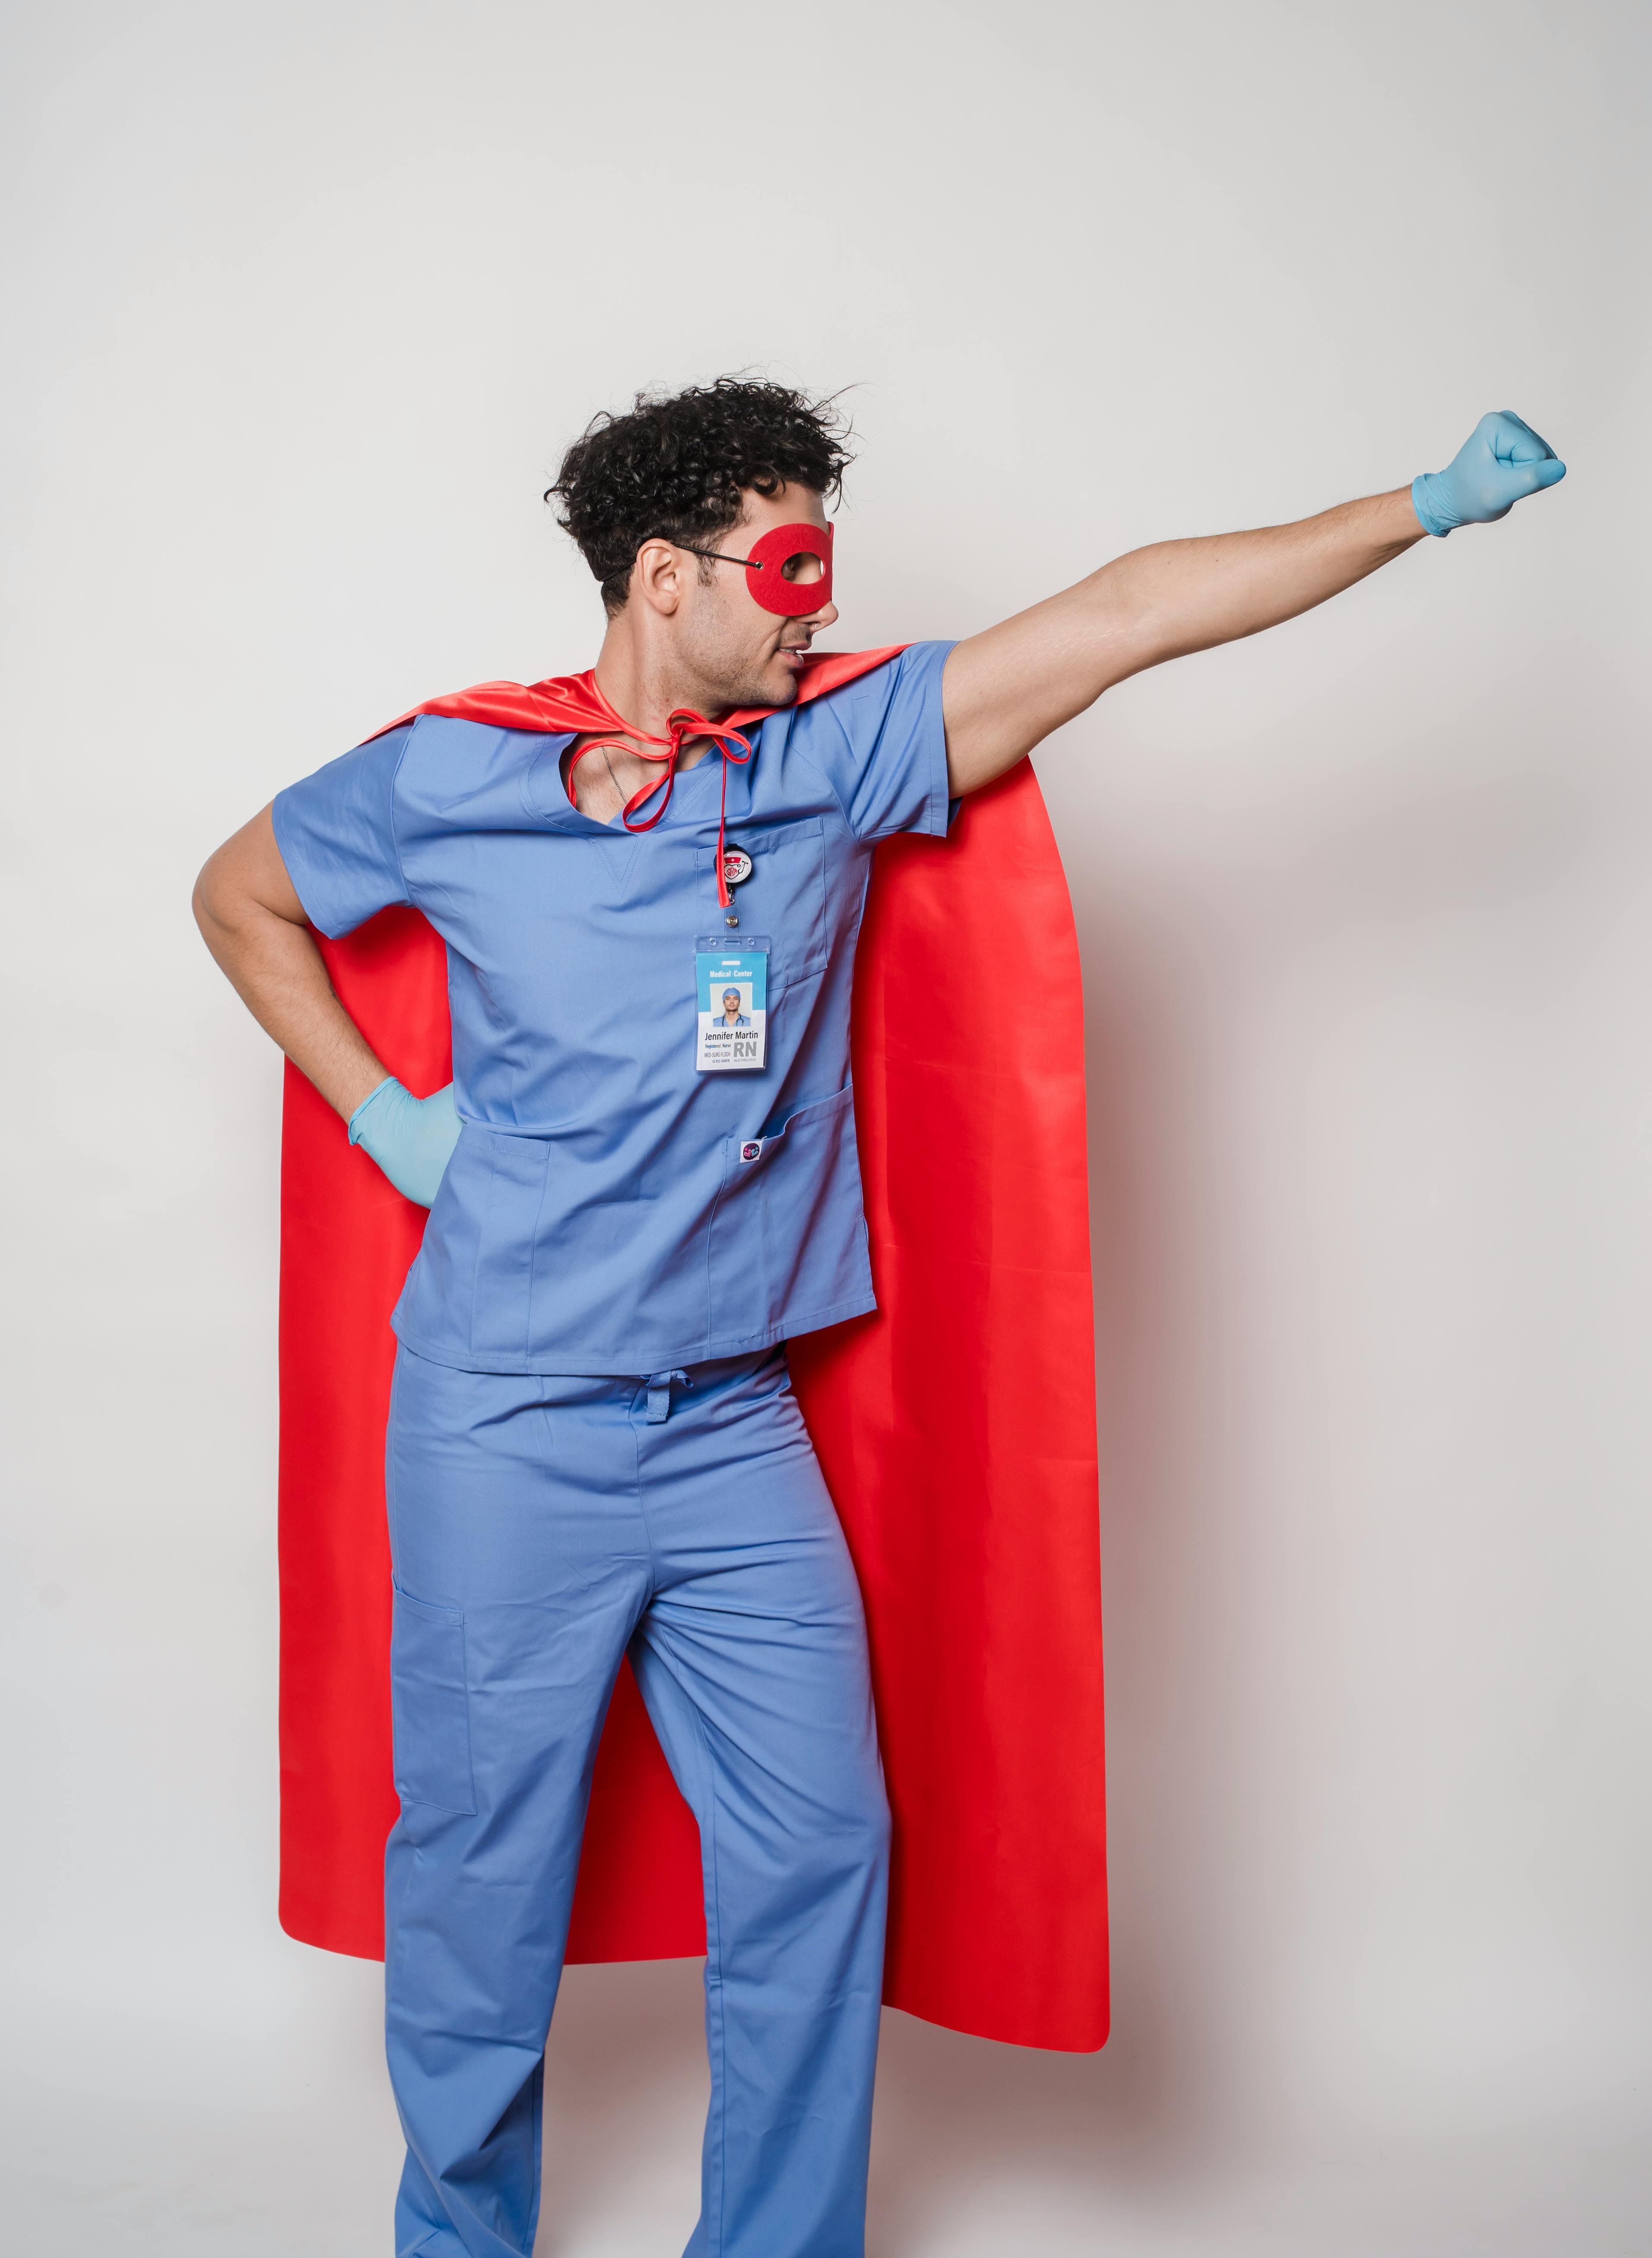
[660,521,834,617]
[738,522,833,616]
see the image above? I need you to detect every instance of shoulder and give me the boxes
[787,642,952,743]
[808,641,947,710]
[394,711,573,811]
[398,710,562,759]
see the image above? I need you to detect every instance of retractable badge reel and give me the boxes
[695,823,768,1071]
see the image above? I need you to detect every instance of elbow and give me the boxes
[191,855,224,947]
[193,845,248,960]
[193,805,307,973]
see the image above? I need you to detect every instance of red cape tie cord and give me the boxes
[277,648,1110,2050]
[558,678,754,908]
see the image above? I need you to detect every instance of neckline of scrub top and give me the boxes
[537,723,754,838]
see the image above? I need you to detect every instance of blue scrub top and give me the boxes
[273,642,954,1375]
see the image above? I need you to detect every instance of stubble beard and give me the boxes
[681,592,806,716]
[701,646,802,717]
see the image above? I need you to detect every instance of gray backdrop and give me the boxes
[3,1,1648,2252]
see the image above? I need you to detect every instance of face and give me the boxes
[722,989,742,1018]
[629,481,840,711]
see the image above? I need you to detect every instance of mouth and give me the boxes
[778,643,812,668]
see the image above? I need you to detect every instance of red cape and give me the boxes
[277,651,1109,2050]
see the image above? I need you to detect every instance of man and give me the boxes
[193,380,1563,2258]
[720,988,750,1027]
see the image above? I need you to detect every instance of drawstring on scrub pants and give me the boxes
[645,1370,693,1424]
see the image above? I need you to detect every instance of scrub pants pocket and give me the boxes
[391,1587,477,1816]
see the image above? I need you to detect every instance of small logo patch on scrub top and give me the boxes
[695,939,769,1072]
[721,845,754,888]
[739,1139,764,1163]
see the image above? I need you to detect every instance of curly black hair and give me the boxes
[548,378,854,614]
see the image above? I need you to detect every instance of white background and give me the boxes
[3,2,1649,2252]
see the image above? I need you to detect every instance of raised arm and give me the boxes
[941,412,1566,795]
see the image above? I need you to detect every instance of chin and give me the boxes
[731,656,801,710]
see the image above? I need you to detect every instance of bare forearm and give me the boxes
[1084,486,1423,682]
[193,809,386,1120]
[944,487,1421,791]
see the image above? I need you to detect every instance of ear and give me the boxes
[631,538,688,617]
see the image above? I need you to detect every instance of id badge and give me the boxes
[695,937,768,1071]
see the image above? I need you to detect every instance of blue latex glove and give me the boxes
[348,1077,461,1207]
[1411,411,1566,537]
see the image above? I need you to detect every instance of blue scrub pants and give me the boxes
[383,1343,891,2258]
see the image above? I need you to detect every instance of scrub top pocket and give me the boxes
[709,1086,872,1342]
[697,818,828,989]
[391,1588,478,1815]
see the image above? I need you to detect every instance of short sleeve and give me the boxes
[271,724,413,938]
[799,641,954,843]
